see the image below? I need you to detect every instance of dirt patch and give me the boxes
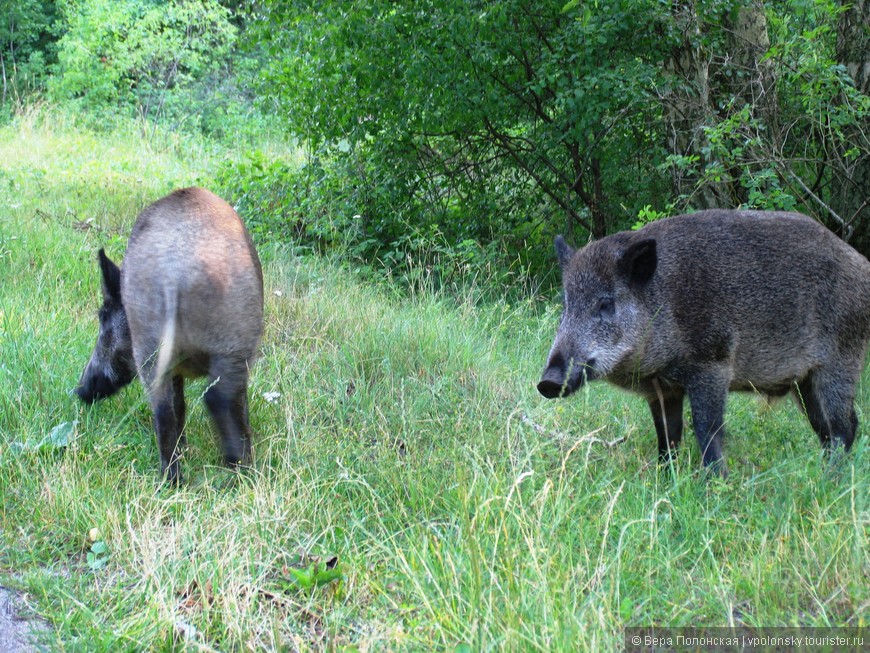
[0,586,48,652]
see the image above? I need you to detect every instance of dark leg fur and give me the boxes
[173,375,187,448]
[849,408,858,451]
[686,374,729,476]
[203,365,253,468]
[795,378,830,447]
[796,372,858,453]
[648,391,684,464]
[152,375,185,484]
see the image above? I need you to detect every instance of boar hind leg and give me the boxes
[152,375,186,484]
[204,360,253,469]
[796,369,858,452]
[686,372,729,475]
[649,389,684,464]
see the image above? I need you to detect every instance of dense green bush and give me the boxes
[49,0,236,127]
[0,1,276,142]
[3,0,868,285]
[241,0,869,278]
[214,147,544,295]
[246,0,670,276]
[0,0,59,112]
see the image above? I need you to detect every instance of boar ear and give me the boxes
[619,238,657,286]
[97,248,122,302]
[554,235,574,270]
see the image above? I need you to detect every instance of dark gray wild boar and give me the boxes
[538,210,870,475]
[77,187,264,483]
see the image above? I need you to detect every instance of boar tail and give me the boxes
[154,287,178,384]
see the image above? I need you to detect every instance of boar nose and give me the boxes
[538,351,570,398]
[75,382,98,404]
[537,368,566,398]
[538,351,592,398]
[75,367,117,403]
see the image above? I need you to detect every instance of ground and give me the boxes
[0,586,47,652]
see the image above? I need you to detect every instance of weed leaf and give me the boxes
[11,421,77,454]
[46,421,76,448]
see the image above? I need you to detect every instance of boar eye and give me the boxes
[596,297,615,317]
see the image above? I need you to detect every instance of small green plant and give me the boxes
[86,540,109,572]
[632,204,669,230]
[10,421,77,454]
[276,556,344,592]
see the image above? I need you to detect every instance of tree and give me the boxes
[0,0,58,108]
[657,0,868,254]
[832,0,870,242]
[661,0,779,209]
[244,0,869,280]
[662,0,724,207]
[50,0,237,128]
[837,0,869,94]
[253,0,673,273]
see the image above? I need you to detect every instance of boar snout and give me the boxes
[537,368,568,398]
[75,372,112,403]
[75,359,135,404]
[538,351,591,398]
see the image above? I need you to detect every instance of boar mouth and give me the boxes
[75,367,135,404]
[537,356,595,399]
[75,375,121,403]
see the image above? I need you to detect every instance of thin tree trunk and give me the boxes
[1,49,7,106]
[838,0,870,95]
[725,1,774,119]
[720,1,775,206]
[663,1,729,208]
[833,0,870,237]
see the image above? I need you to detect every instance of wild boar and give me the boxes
[537,209,870,475]
[76,187,264,483]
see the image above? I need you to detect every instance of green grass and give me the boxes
[0,110,867,651]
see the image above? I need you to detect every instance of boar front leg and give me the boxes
[648,385,684,464]
[686,370,729,476]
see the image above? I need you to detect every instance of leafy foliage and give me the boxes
[0,0,59,110]
[214,150,527,293]
[247,0,678,281]
[49,0,237,128]
[2,0,869,279]
[661,0,870,250]
[242,0,869,279]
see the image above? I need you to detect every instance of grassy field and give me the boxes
[0,110,867,651]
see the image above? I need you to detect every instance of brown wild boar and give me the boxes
[538,210,870,475]
[77,187,264,483]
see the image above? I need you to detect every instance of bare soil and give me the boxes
[0,586,48,652]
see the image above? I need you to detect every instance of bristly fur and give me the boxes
[539,209,870,476]
[76,187,264,484]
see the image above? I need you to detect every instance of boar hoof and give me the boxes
[161,461,182,486]
[703,459,729,480]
